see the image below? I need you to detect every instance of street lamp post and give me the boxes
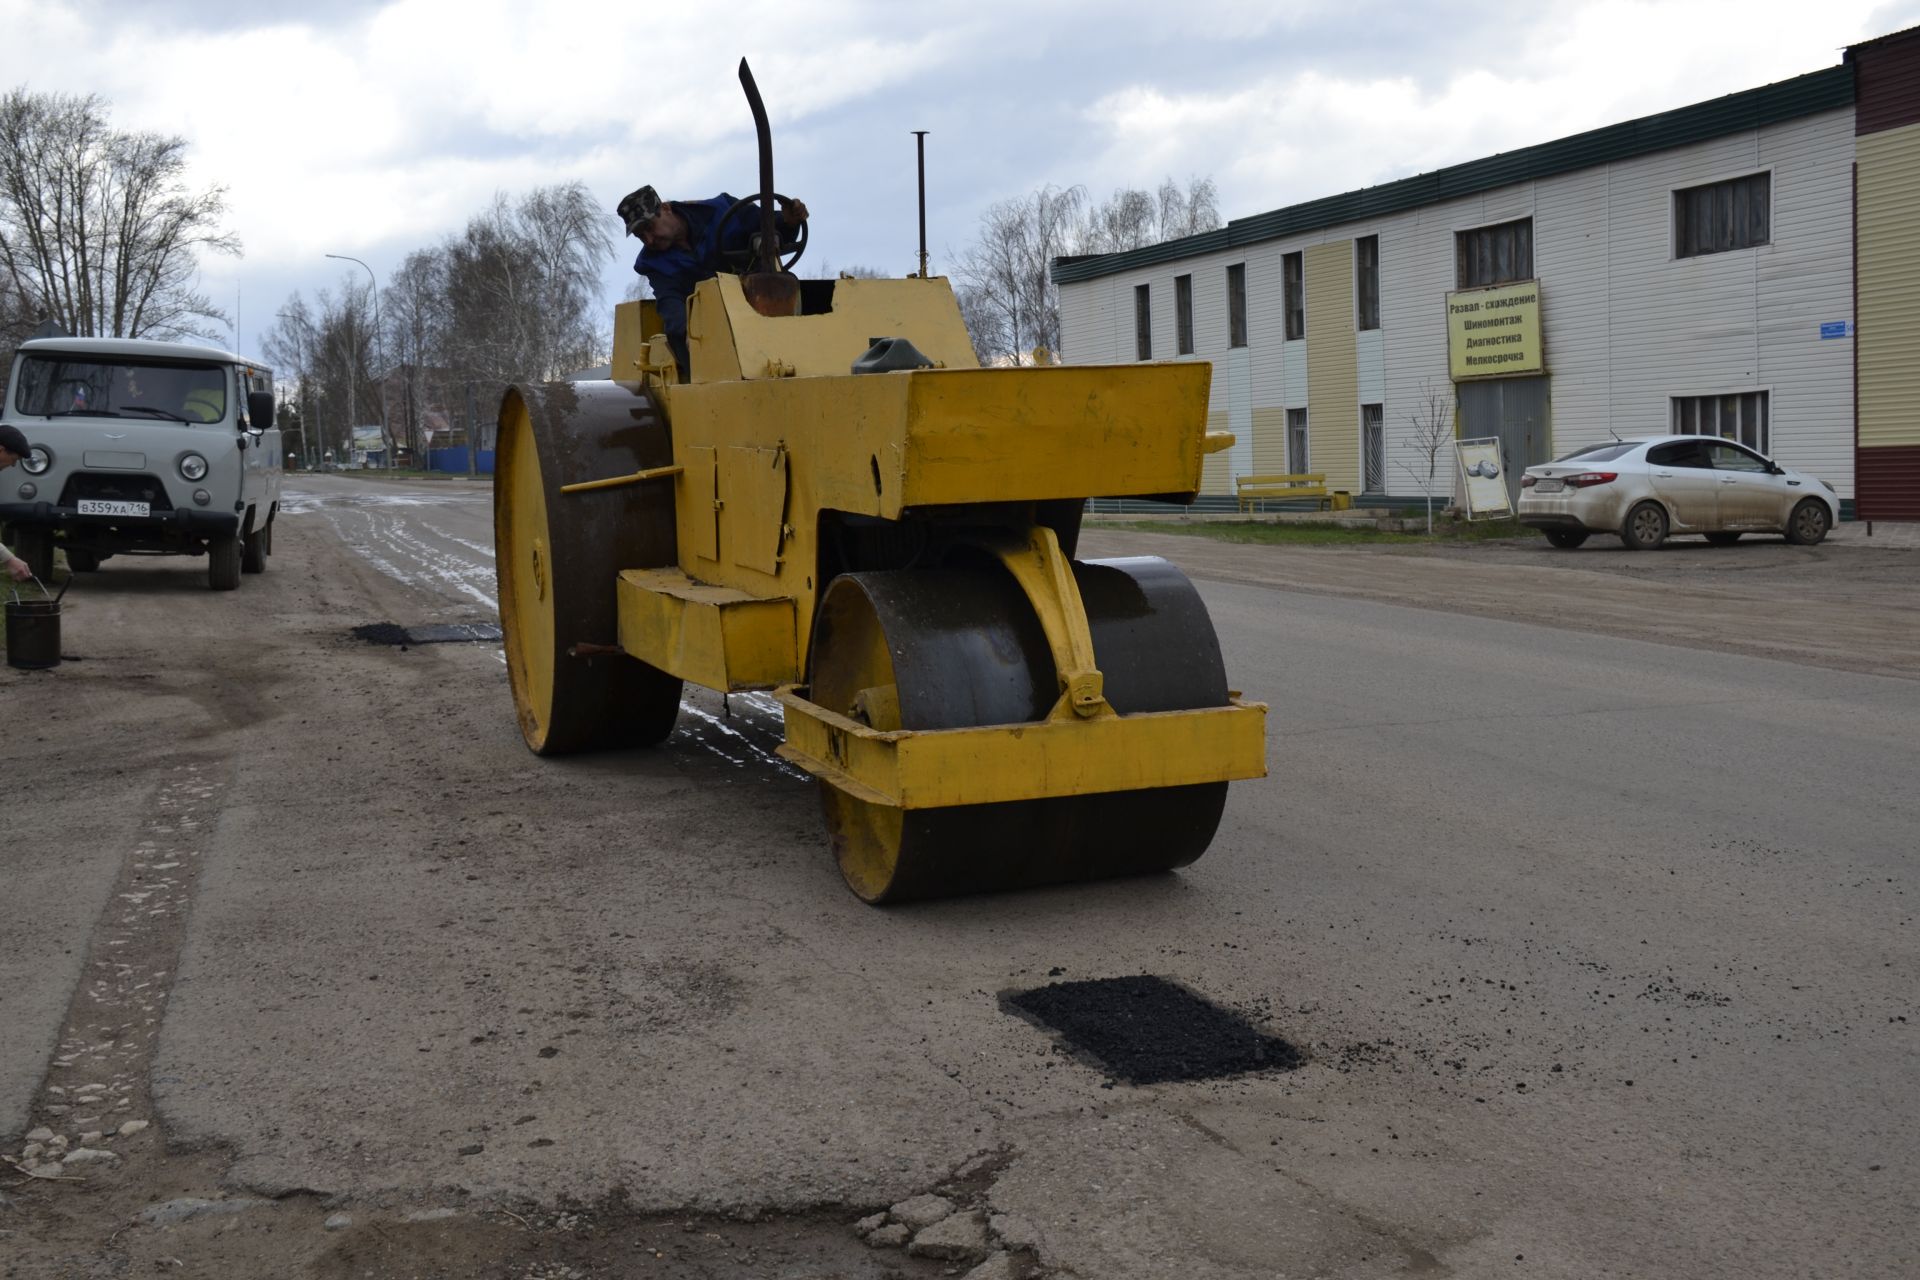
[326,253,390,468]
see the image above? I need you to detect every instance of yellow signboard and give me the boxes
[1447,280,1542,380]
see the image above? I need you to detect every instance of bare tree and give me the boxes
[952,176,1222,365]
[443,183,612,390]
[1083,186,1156,253]
[1154,175,1220,241]
[261,297,322,464]
[382,247,450,463]
[1398,377,1456,533]
[1077,177,1221,255]
[0,90,238,343]
[952,183,1086,365]
[266,182,615,470]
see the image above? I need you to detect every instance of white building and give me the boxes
[1053,32,1920,518]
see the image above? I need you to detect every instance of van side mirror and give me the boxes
[247,389,275,434]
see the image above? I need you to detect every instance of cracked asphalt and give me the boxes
[2,474,1914,1278]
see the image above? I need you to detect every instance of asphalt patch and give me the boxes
[1005,975,1302,1085]
[352,621,503,646]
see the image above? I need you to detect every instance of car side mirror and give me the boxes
[247,389,275,434]
[1768,463,1784,475]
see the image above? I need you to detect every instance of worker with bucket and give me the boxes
[1,424,35,582]
[3,422,67,670]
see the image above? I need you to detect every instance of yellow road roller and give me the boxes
[494,68,1265,904]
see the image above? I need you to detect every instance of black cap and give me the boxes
[0,423,29,458]
[617,185,662,237]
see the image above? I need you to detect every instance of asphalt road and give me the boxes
[2,472,1914,1279]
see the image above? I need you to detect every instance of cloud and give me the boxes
[3,0,1915,353]
[1077,0,1915,220]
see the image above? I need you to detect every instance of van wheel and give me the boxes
[11,527,54,581]
[66,548,102,572]
[208,534,241,590]
[242,523,268,574]
[1620,501,1668,551]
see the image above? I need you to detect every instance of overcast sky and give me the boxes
[4,0,1917,356]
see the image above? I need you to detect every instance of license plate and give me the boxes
[77,499,150,517]
[1532,478,1565,493]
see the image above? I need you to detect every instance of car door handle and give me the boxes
[1656,471,1676,478]
[1719,477,1738,484]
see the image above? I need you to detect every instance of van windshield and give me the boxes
[14,355,228,424]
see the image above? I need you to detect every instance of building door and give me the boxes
[1456,376,1550,505]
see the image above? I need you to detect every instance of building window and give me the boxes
[1457,218,1533,288]
[1362,403,1384,492]
[1175,274,1194,355]
[1674,173,1770,259]
[1673,391,1769,453]
[1282,253,1304,341]
[1227,264,1247,348]
[1286,407,1310,473]
[1134,284,1151,361]
[1355,237,1380,331]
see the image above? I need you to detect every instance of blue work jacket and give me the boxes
[634,194,800,372]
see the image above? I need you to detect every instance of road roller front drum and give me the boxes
[495,381,684,755]
[805,556,1233,903]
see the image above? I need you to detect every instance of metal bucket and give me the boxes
[5,598,60,669]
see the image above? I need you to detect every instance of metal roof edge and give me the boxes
[1051,63,1854,285]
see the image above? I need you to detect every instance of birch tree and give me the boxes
[952,176,1221,364]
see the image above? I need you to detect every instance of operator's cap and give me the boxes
[0,423,29,458]
[617,185,663,237]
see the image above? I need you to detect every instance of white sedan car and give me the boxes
[1517,435,1839,551]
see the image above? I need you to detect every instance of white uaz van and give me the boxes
[0,337,282,590]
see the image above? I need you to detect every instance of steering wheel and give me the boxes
[715,192,808,273]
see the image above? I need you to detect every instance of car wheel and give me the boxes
[1784,500,1830,546]
[208,534,241,591]
[1703,532,1741,546]
[241,523,267,574]
[1543,529,1589,549]
[65,548,102,572]
[1620,501,1668,551]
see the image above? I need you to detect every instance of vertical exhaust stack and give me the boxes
[737,59,801,320]
[913,130,930,280]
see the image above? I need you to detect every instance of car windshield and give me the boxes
[14,355,227,424]
[1551,442,1640,463]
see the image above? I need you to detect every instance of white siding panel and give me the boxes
[1533,166,1611,453]
[1225,347,1255,480]
[1281,341,1308,408]
[1357,329,1385,403]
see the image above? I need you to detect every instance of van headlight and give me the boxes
[22,445,50,475]
[179,452,209,481]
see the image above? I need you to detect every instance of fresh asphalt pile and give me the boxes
[1006,975,1302,1085]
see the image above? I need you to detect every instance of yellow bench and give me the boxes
[1236,473,1331,512]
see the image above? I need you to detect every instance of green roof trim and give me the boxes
[1051,64,1855,284]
